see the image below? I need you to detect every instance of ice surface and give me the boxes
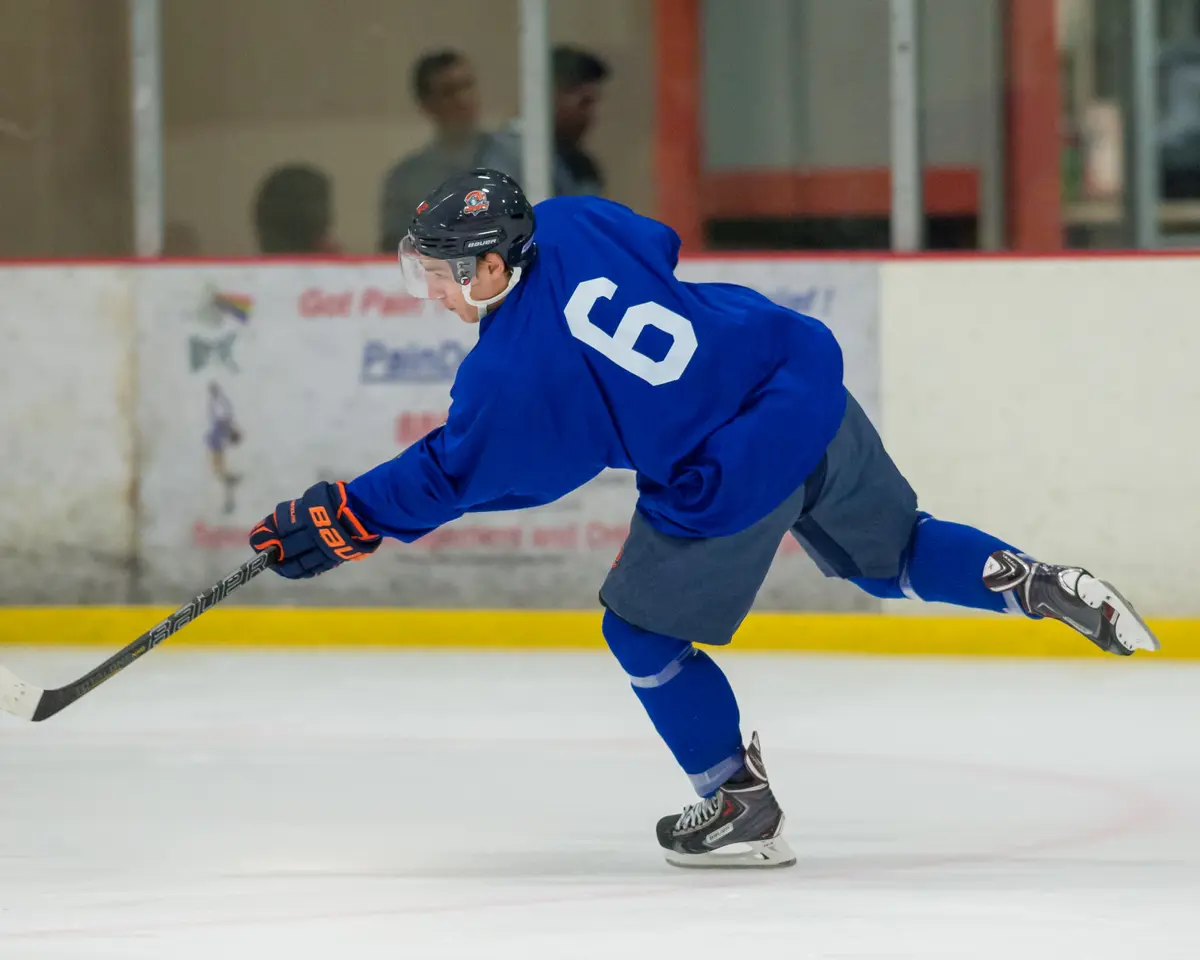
[1,648,1198,959]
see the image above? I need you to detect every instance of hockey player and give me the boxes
[248,170,1160,869]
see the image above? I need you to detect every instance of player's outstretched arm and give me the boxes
[249,348,569,572]
[249,480,381,579]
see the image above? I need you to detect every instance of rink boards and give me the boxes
[3,255,1199,625]
[1,607,1198,658]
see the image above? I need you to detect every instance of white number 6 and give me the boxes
[564,277,697,386]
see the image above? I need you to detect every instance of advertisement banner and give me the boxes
[135,260,879,610]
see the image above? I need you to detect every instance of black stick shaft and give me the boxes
[30,549,276,721]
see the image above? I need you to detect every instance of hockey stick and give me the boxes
[0,548,277,723]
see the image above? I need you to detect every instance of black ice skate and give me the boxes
[656,732,796,869]
[983,550,1160,656]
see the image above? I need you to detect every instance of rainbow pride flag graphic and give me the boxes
[211,291,254,324]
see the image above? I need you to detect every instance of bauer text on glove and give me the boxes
[248,481,381,579]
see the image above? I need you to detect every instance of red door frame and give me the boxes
[1005,0,1063,250]
[653,0,705,251]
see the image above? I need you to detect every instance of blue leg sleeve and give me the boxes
[852,514,1027,615]
[602,610,744,797]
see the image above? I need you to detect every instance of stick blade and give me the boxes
[0,666,44,721]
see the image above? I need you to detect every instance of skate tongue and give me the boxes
[741,731,769,783]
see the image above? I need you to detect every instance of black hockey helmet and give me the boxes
[399,168,536,308]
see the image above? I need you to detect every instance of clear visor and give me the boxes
[398,235,477,300]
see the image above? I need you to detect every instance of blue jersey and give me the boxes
[347,196,846,541]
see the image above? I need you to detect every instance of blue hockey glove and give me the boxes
[249,481,381,579]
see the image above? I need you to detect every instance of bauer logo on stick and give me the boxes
[463,190,489,215]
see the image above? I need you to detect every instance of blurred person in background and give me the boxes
[253,164,339,255]
[480,44,608,198]
[379,50,490,252]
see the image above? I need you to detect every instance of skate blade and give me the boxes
[664,835,797,870]
[1078,578,1161,653]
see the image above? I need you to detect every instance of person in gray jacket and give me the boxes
[480,45,609,198]
[379,50,492,252]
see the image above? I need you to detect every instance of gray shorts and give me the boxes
[599,391,918,646]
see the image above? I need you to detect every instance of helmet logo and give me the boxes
[463,190,490,216]
[416,201,429,214]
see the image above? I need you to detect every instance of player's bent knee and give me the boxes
[602,609,695,687]
[848,510,933,600]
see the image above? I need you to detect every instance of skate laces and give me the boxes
[675,794,722,832]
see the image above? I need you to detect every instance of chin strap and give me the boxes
[462,267,523,319]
